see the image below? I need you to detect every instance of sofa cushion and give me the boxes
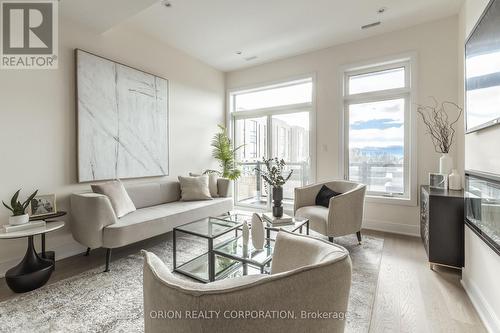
[295,206,328,235]
[102,197,233,248]
[125,181,180,209]
[178,176,212,201]
[91,180,136,218]
[190,173,219,197]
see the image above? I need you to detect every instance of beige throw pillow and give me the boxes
[189,172,219,197]
[179,175,213,201]
[91,180,136,218]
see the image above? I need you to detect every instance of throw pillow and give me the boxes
[315,185,342,208]
[178,175,213,201]
[189,172,219,197]
[91,180,136,218]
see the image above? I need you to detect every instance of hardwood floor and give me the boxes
[0,230,487,332]
[368,231,486,333]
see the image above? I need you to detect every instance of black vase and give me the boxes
[272,186,283,218]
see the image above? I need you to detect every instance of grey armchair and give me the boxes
[294,180,366,243]
[142,230,352,333]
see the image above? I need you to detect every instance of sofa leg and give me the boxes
[104,249,112,272]
[84,247,91,256]
[328,236,334,243]
[356,231,362,245]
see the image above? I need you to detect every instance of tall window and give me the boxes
[343,59,414,200]
[230,78,313,210]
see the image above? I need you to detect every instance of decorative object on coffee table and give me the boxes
[242,221,250,246]
[2,189,38,226]
[416,98,462,175]
[29,193,57,218]
[254,157,293,217]
[251,213,265,250]
[0,221,64,293]
[429,173,448,189]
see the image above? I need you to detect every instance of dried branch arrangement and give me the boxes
[416,98,463,154]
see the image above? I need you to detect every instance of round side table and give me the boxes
[0,221,64,293]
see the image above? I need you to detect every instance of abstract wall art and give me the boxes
[76,49,168,182]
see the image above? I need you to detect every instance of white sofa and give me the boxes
[142,230,352,333]
[70,179,233,271]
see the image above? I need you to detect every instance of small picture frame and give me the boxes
[429,173,448,189]
[30,194,57,217]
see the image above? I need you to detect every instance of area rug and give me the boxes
[0,232,383,333]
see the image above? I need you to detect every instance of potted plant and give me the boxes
[2,189,38,225]
[204,125,244,196]
[417,98,462,175]
[255,157,293,217]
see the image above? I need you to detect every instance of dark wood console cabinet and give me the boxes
[420,185,464,270]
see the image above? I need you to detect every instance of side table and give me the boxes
[0,221,65,293]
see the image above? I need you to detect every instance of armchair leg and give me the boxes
[84,247,91,256]
[356,231,362,245]
[328,236,334,243]
[104,248,112,272]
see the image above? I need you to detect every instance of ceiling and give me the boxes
[62,0,463,72]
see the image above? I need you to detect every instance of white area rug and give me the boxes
[0,232,383,332]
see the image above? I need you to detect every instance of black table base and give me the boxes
[5,236,54,293]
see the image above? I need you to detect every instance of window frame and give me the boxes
[341,54,417,206]
[227,74,317,211]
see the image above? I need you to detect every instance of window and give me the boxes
[230,78,313,210]
[343,58,415,201]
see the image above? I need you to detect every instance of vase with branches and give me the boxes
[254,157,293,217]
[416,97,462,175]
[204,125,243,181]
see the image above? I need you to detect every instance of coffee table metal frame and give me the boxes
[173,216,243,283]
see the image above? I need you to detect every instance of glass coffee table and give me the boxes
[173,214,309,283]
[173,214,248,283]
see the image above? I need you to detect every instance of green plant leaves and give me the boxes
[3,189,38,216]
[254,157,293,187]
[208,125,243,180]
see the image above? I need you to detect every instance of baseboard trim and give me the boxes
[461,276,500,333]
[0,241,86,278]
[362,218,420,237]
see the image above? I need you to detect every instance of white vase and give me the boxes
[439,153,453,175]
[448,169,462,190]
[9,214,29,226]
[251,213,265,250]
[242,221,250,246]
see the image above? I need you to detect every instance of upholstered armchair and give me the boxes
[142,231,352,333]
[294,180,366,243]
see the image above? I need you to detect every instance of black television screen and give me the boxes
[466,0,500,133]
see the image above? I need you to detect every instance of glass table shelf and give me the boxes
[175,252,241,283]
[214,236,275,274]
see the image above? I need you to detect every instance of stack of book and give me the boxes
[262,212,294,226]
[2,221,46,233]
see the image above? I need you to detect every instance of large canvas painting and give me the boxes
[76,49,168,182]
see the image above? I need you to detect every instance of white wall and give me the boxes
[0,18,225,276]
[459,0,500,331]
[226,16,460,236]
